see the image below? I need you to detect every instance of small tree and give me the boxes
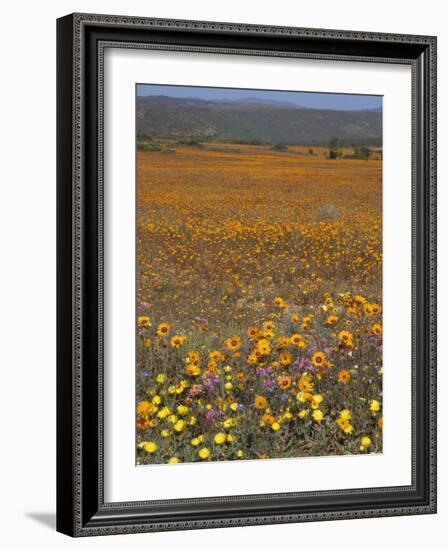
[359,146,370,159]
[328,137,340,159]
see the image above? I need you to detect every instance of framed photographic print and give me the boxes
[57,13,437,536]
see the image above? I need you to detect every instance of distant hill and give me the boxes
[136,95,382,146]
[218,96,297,107]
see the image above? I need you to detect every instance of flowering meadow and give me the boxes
[136,143,383,465]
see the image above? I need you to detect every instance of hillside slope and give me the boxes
[136,95,382,145]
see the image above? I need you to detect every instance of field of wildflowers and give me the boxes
[136,143,383,465]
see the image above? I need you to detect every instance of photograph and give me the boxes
[52,7,436,538]
[135,84,384,465]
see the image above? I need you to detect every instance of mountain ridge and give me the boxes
[136,95,382,146]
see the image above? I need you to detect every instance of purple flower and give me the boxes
[292,356,316,375]
[202,408,225,426]
[202,371,220,391]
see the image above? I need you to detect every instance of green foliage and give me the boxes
[137,131,153,141]
[232,139,265,145]
[176,139,204,148]
[137,142,162,152]
[206,147,242,154]
[271,143,288,152]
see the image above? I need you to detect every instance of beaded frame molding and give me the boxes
[56,13,437,537]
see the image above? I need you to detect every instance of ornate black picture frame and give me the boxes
[57,13,437,537]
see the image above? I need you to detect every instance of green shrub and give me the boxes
[137,142,162,152]
[271,143,288,152]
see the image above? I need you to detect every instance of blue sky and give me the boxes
[136,84,382,111]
